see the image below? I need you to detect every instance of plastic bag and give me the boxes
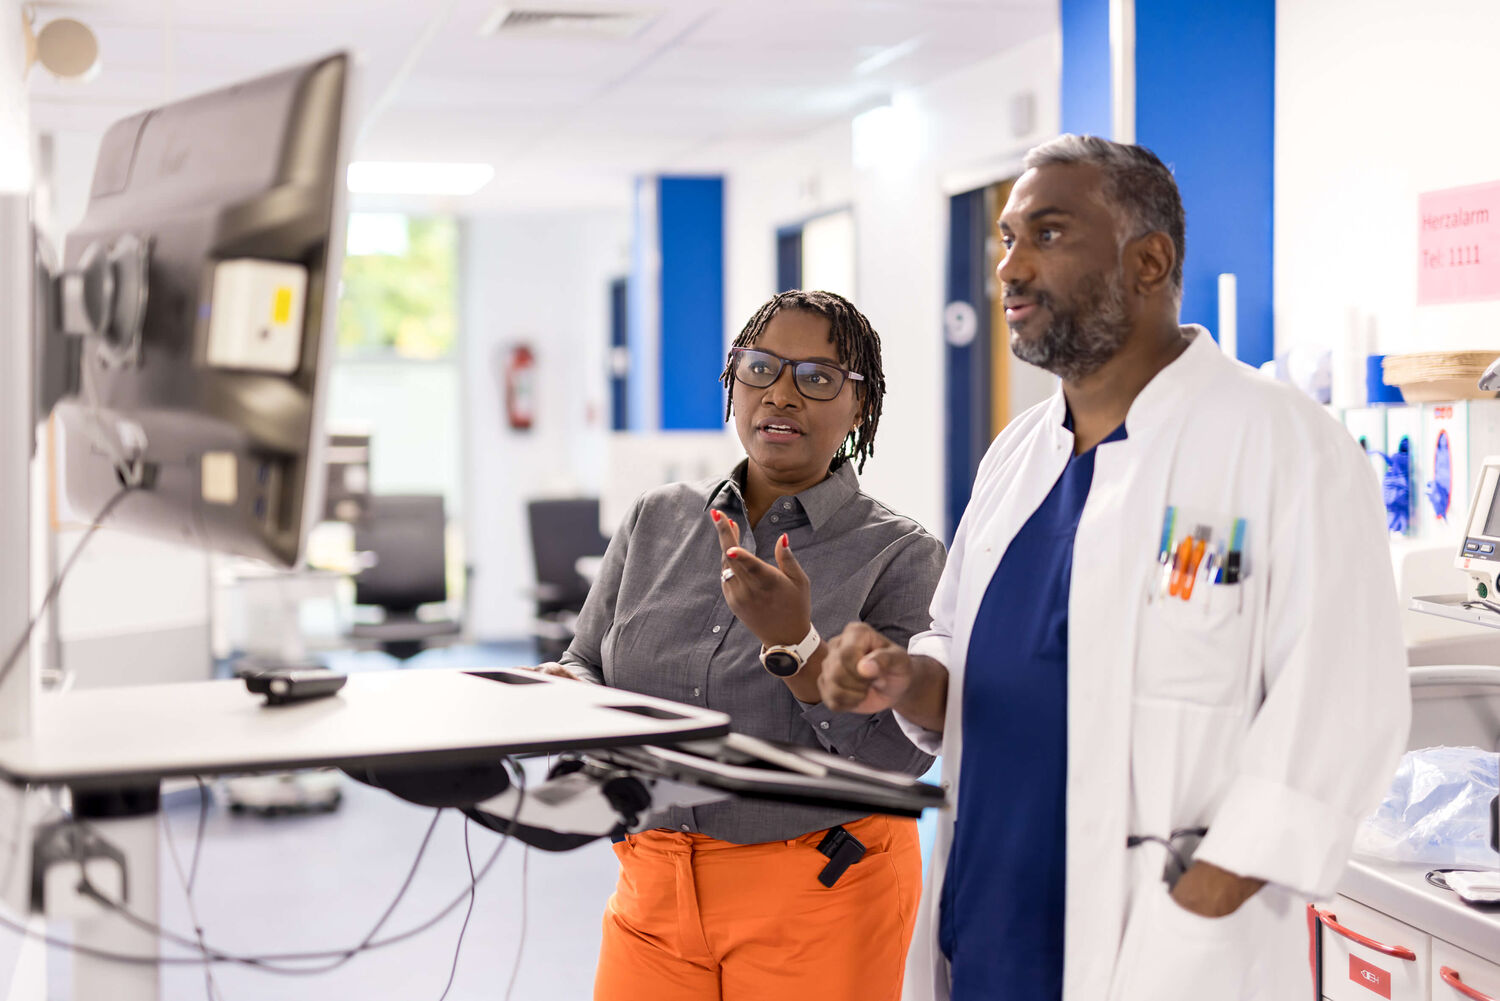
[1352,746,1499,868]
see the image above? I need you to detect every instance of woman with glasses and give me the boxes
[544,289,945,1001]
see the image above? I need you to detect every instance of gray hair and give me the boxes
[1023,134,1185,296]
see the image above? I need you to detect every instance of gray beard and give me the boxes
[1009,270,1130,382]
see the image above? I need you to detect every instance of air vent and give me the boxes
[479,6,659,39]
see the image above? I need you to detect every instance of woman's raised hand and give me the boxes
[710,509,811,648]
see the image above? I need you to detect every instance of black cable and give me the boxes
[161,776,222,999]
[189,776,210,894]
[31,757,530,973]
[436,817,478,1001]
[69,808,447,975]
[0,483,132,689]
[286,807,450,974]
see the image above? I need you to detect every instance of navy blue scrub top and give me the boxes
[939,418,1126,1000]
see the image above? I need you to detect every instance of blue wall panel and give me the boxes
[1135,0,1275,368]
[776,226,802,293]
[944,188,993,544]
[1061,0,1112,140]
[658,176,725,430]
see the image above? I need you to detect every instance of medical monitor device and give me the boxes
[1456,455,1500,600]
[40,53,351,568]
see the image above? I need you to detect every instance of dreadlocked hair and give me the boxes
[720,289,886,474]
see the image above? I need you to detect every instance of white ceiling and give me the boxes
[24,0,1056,210]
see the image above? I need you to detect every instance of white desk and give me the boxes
[0,667,729,1001]
[0,668,730,788]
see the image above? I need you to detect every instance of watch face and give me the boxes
[763,651,801,677]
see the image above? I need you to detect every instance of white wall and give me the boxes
[726,31,1062,535]
[799,209,857,300]
[462,209,631,640]
[1276,0,1500,359]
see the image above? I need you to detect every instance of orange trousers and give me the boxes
[593,814,922,1001]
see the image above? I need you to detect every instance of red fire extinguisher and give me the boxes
[503,343,536,431]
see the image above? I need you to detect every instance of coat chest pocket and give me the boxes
[1136,579,1252,707]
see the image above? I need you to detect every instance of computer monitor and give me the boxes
[45,53,351,567]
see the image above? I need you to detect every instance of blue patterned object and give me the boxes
[1426,430,1452,522]
[1377,438,1413,535]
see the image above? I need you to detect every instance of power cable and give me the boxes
[0,483,131,689]
[1,758,531,977]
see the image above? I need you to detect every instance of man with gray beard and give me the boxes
[819,135,1409,1001]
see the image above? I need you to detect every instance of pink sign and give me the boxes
[1418,180,1500,305]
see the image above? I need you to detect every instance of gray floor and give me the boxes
[146,771,619,1001]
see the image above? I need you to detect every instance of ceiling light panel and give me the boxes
[479,6,661,40]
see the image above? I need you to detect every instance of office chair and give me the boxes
[350,494,461,661]
[526,498,610,661]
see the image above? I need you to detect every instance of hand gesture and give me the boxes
[710,509,811,648]
[820,622,916,714]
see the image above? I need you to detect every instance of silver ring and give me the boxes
[721,567,735,582]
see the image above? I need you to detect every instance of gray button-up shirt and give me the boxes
[559,460,945,844]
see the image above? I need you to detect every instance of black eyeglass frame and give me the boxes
[726,347,865,402]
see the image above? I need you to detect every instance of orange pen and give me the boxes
[1167,537,1193,597]
[1180,536,1208,600]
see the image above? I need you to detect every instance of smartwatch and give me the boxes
[759,623,821,678]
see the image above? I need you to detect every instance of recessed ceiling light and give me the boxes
[346,162,495,196]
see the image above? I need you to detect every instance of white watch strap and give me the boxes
[760,622,820,664]
[792,622,821,662]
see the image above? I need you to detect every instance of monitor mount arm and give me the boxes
[36,232,151,405]
[34,231,152,486]
[57,234,151,369]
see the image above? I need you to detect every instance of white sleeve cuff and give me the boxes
[894,712,943,756]
[898,632,949,755]
[908,629,950,665]
[1194,773,1359,898]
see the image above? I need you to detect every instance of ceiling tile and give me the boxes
[25,0,1058,196]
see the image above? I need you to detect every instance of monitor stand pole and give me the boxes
[65,786,161,1001]
[0,192,34,743]
[0,189,52,999]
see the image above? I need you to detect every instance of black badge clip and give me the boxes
[816,825,867,888]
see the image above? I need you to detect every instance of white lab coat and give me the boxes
[900,328,1411,1001]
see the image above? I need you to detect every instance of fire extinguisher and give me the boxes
[503,343,535,431]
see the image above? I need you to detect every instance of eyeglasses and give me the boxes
[727,347,864,402]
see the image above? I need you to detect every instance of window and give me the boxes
[326,213,466,601]
[337,213,458,359]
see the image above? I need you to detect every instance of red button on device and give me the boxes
[1350,955,1393,999]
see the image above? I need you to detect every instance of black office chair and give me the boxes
[526,498,610,661]
[350,495,461,662]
